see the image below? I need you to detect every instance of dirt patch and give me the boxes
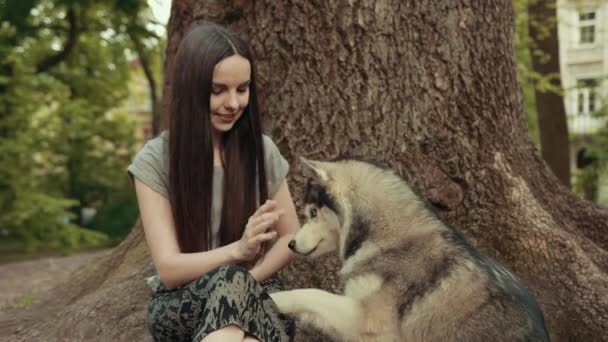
[0,250,110,311]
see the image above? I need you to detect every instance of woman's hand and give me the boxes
[233,200,284,262]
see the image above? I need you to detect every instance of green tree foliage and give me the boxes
[515,0,566,147]
[0,0,160,251]
[515,0,608,201]
[515,0,572,142]
[514,0,540,146]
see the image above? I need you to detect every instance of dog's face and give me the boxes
[290,187,341,258]
[288,158,343,258]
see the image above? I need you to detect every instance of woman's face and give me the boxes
[209,54,251,138]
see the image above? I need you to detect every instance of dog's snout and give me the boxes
[288,240,296,251]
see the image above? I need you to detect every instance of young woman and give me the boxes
[128,23,299,342]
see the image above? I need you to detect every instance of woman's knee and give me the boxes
[200,324,245,342]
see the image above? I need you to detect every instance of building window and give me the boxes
[576,79,599,115]
[579,11,596,45]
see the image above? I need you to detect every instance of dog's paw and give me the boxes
[270,291,299,314]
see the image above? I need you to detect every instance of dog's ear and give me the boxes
[300,157,330,183]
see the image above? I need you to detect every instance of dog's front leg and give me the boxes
[271,289,363,340]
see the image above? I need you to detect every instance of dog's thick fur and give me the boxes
[271,158,549,342]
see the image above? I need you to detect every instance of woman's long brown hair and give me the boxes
[168,23,268,253]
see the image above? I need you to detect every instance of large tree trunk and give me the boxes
[528,0,572,188]
[3,1,608,341]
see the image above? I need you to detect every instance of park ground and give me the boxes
[0,250,109,312]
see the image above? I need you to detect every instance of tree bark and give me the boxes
[528,0,572,188]
[3,1,608,341]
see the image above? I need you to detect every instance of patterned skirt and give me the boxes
[148,265,294,342]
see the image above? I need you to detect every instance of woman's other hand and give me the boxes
[233,200,284,262]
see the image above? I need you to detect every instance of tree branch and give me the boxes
[129,32,161,135]
[36,7,78,74]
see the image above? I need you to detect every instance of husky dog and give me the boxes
[271,158,549,342]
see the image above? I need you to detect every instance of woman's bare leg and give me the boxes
[201,324,245,342]
[243,334,260,342]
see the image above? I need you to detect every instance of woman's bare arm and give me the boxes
[135,178,242,288]
[248,180,300,282]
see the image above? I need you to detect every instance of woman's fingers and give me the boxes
[253,231,277,244]
[249,210,284,235]
[251,200,277,219]
[244,229,276,250]
[248,210,282,228]
[242,201,283,253]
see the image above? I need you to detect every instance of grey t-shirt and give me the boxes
[127,131,289,249]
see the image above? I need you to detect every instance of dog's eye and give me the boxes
[310,208,317,218]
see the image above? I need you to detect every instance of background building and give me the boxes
[558,0,608,204]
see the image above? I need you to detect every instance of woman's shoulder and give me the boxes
[129,130,169,175]
[261,133,273,144]
[261,134,289,195]
[261,134,279,154]
[127,131,170,197]
[149,130,169,150]
[137,130,168,158]
[262,134,289,163]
